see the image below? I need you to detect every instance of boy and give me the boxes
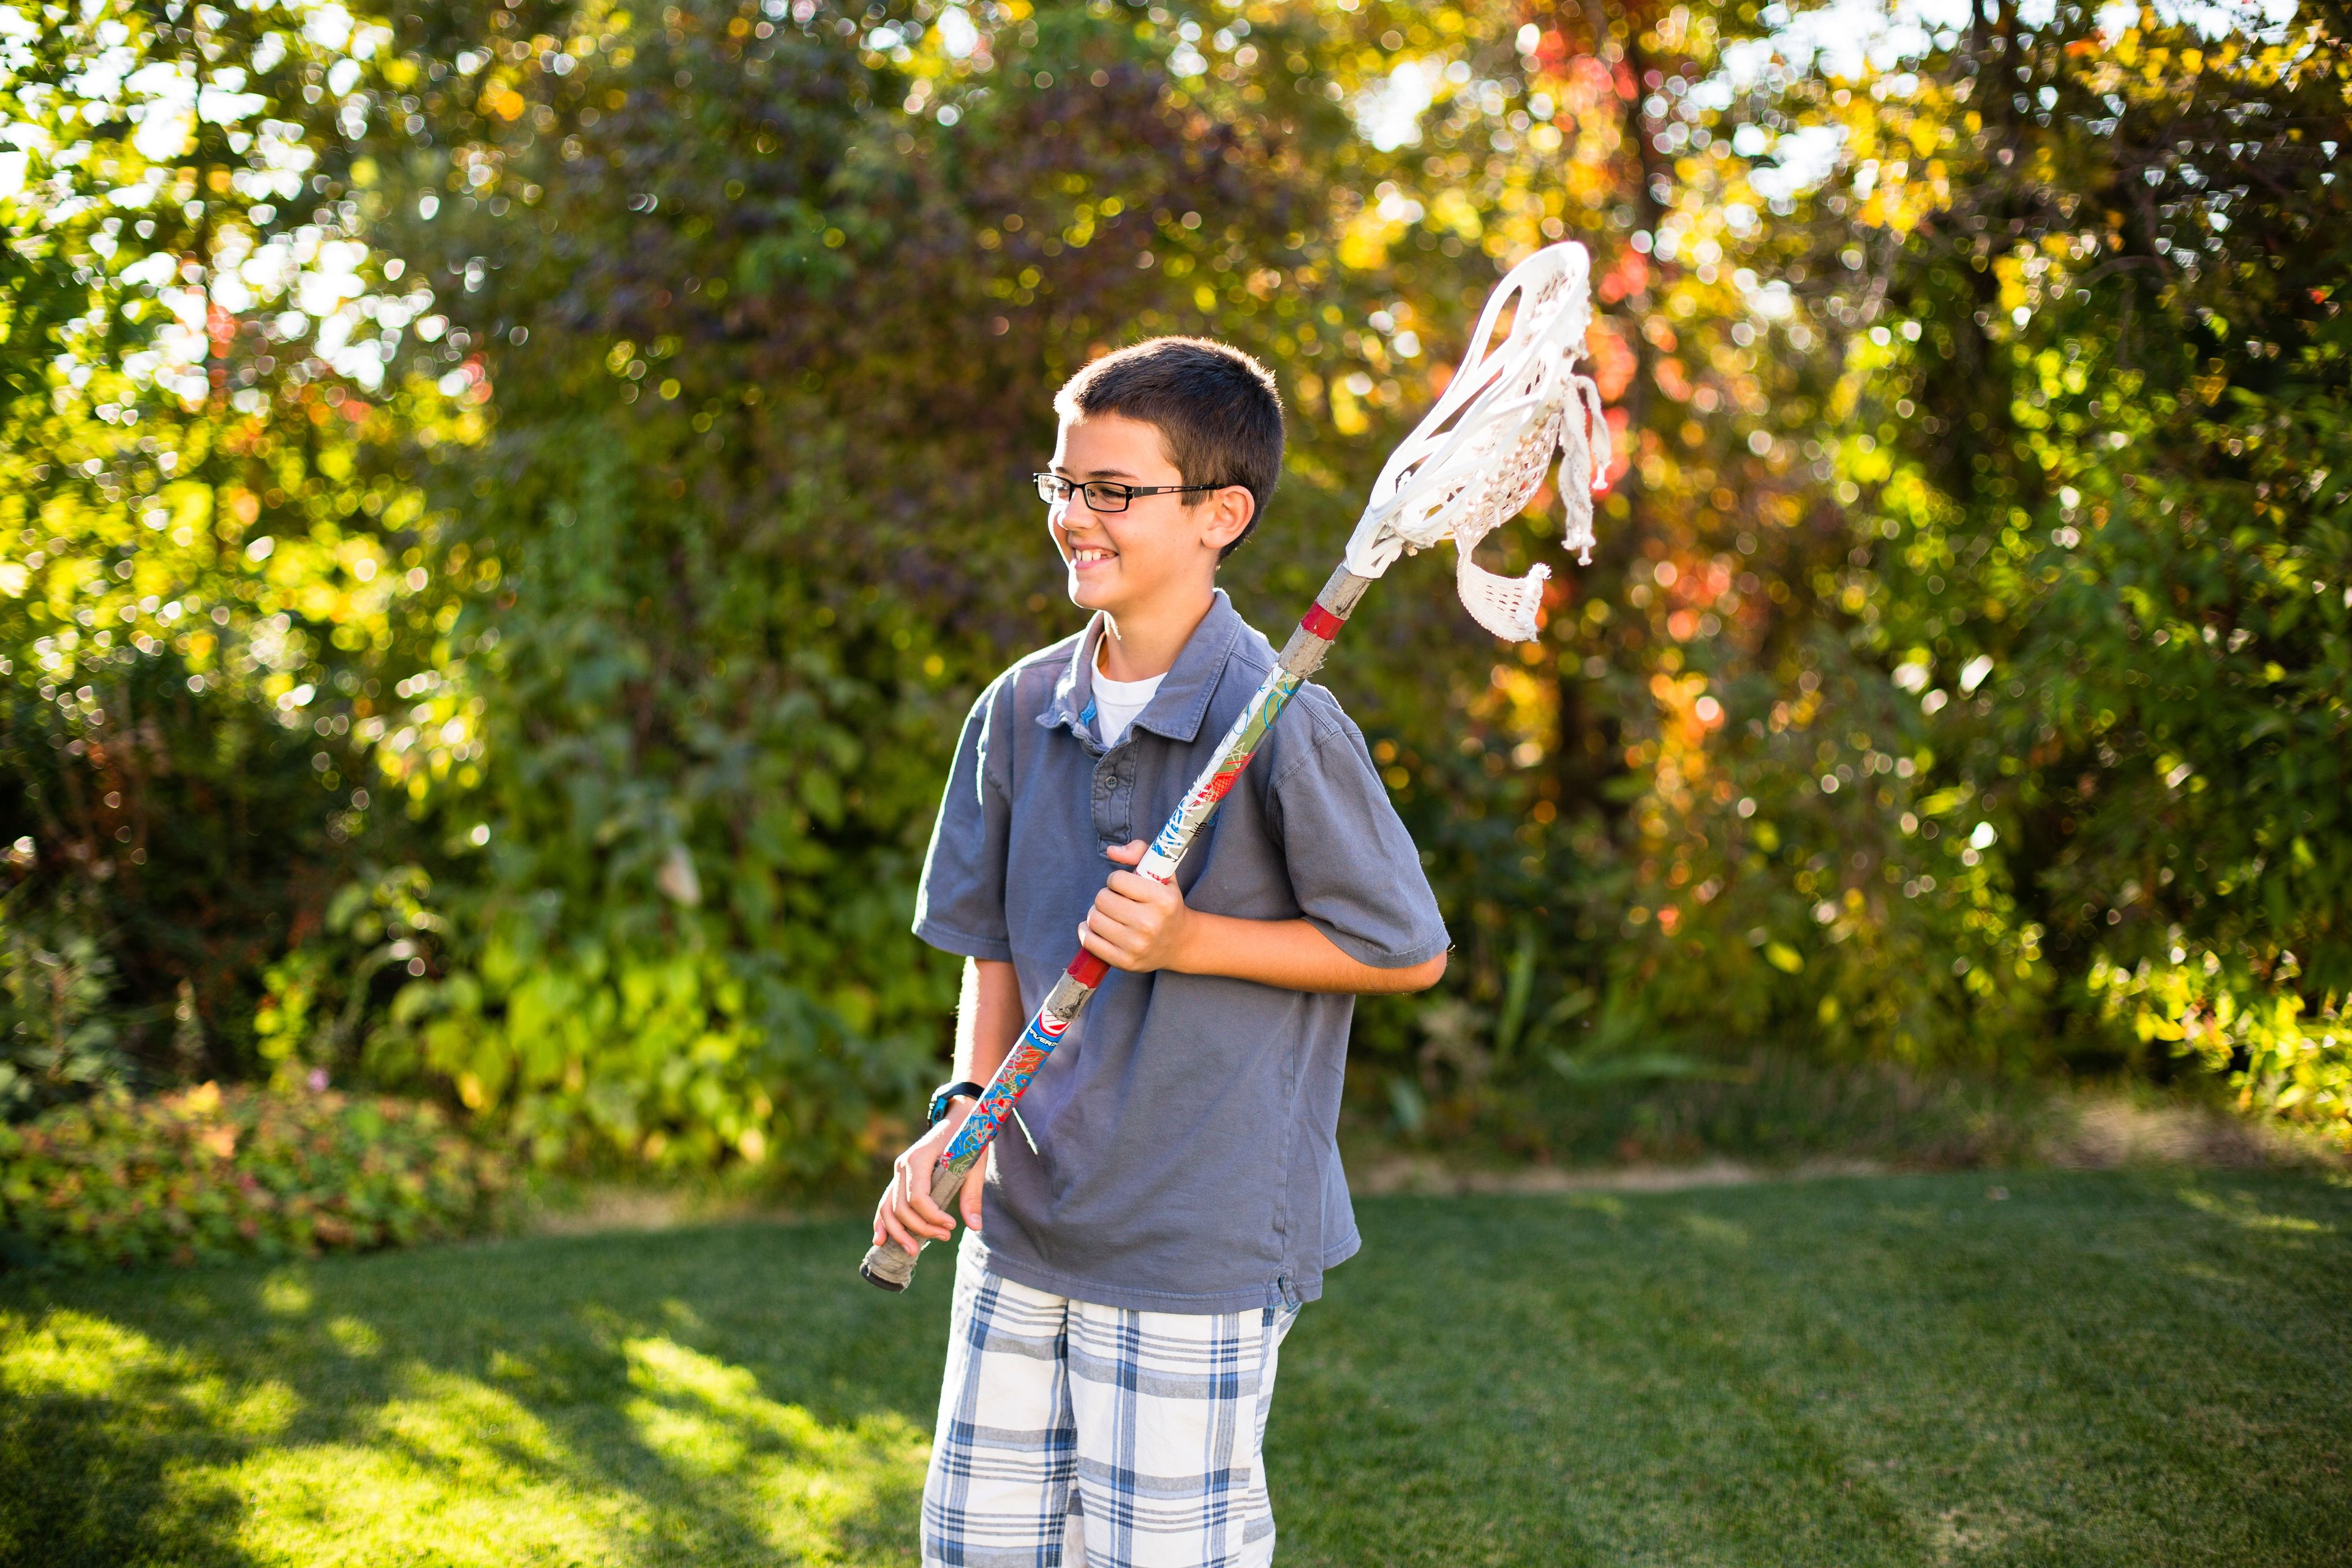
[874,337,1449,1568]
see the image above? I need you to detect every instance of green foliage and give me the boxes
[1790,8,2352,1132]
[0,888,135,1120]
[251,864,448,1087]
[0,0,467,1085]
[0,1081,507,1268]
[5,0,2346,1171]
[1354,993,2077,1170]
[1430,1,2352,1145]
[325,0,1417,1177]
[1787,0,2342,1128]
[2090,947,2350,1139]
[1524,1050,2064,1170]
[0,650,413,1083]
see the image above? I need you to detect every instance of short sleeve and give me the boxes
[912,678,1016,962]
[1267,712,1450,969]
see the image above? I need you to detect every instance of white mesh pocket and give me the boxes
[1455,556,1551,643]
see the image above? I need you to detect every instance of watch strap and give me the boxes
[927,1080,987,1128]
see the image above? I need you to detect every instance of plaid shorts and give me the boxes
[922,1241,1301,1568]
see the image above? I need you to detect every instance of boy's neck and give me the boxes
[1094,583,1216,682]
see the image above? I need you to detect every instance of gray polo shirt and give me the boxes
[913,590,1449,1313]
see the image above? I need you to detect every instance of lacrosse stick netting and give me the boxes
[862,241,1610,1291]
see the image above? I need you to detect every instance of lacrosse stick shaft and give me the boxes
[859,564,1372,1290]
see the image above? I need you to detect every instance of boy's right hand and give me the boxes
[872,1104,987,1257]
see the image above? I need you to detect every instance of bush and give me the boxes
[10,0,2346,1171]
[332,0,1371,1180]
[0,1083,508,1269]
[0,885,138,1121]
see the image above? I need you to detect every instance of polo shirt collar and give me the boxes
[1039,590,1248,747]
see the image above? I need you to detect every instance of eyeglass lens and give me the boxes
[1036,475,1131,513]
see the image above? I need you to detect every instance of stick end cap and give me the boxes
[859,1260,910,1292]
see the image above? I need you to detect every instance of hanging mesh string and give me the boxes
[1340,242,1610,643]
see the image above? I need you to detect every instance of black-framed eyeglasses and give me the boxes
[1035,472,1220,514]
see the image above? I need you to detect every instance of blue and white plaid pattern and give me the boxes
[923,1242,1299,1568]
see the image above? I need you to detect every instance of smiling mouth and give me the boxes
[1071,546,1118,565]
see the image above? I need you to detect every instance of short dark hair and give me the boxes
[1054,337,1284,560]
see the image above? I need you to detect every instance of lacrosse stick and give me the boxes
[862,241,1611,1290]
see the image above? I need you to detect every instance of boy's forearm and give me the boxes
[952,957,1024,1088]
[1172,913,1446,995]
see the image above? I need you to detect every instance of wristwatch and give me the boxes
[927,1080,986,1128]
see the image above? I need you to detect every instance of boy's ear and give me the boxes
[1198,484,1256,553]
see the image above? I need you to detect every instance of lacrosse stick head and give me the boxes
[1341,242,1611,642]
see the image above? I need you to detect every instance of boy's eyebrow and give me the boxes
[1058,464,1144,481]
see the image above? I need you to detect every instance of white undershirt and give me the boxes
[1091,657,1166,748]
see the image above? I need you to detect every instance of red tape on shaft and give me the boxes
[1299,603,1347,641]
[1066,951,1110,987]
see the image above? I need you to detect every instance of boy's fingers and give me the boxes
[905,1175,955,1235]
[1095,887,1164,927]
[1103,870,1167,902]
[960,1161,986,1231]
[1096,884,1167,922]
[1092,892,1151,932]
[877,1202,921,1256]
[1080,921,1136,966]
[1090,910,1152,952]
[1104,839,1147,864]
[891,1205,940,1251]
[891,1159,954,1241]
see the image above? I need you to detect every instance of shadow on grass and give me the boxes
[1271,1169,2352,1568]
[6,1172,2351,1568]
[0,1310,258,1567]
[0,1221,952,1567]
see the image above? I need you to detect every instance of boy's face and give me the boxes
[1046,413,1253,620]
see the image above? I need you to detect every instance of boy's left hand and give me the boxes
[1079,840,1193,973]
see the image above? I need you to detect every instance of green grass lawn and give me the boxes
[4,1170,2348,1567]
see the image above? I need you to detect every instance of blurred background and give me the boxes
[3,0,2345,1250]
